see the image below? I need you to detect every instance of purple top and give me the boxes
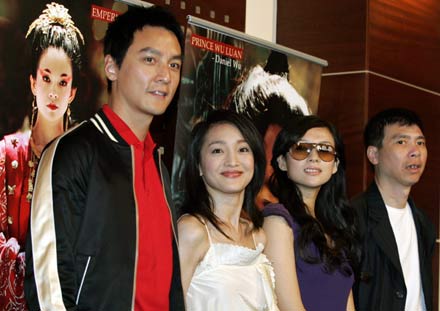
[263,203,353,311]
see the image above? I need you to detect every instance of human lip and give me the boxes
[148,90,168,97]
[221,170,243,178]
[304,167,322,175]
[47,103,58,110]
[406,163,423,173]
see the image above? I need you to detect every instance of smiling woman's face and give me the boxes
[30,47,76,124]
[198,122,255,202]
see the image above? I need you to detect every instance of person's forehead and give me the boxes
[38,47,73,73]
[383,123,424,138]
[133,25,178,42]
[127,25,181,57]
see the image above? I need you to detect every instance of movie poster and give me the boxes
[0,1,142,139]
[0,1,132,307]
[171,16,327,208]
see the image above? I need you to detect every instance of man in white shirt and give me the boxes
[352,108,435,311]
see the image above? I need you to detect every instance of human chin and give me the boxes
[144,98,172,115]
[39,109,64,123]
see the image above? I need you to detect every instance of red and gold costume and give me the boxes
[0,131,35,310]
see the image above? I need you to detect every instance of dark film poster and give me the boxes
[172,17,327,209]
[0,1,140,138]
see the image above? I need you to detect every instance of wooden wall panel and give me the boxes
[277,0,367,72]
[318,74,367,197]
[369,0,440,91]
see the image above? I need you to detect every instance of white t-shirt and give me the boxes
[386,203,426,311]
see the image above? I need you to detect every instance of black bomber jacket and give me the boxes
[25,109,184,311]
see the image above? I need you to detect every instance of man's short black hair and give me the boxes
[364,107,424,149]
[104,5,183,92]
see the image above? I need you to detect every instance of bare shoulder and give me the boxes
[263,214,291,228]
[263,215,294,241]
[178,214,209,247]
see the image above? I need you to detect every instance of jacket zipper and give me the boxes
[157,146,178,245]
[130,145,139,310]
[76,256,91,305]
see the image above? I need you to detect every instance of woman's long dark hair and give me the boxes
[269,115,359,274]
[181,110,266,237]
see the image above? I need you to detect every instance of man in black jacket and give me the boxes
[25,6,185,310]
[352,108,435,311]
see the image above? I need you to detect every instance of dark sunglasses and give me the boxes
[288,142,337,162]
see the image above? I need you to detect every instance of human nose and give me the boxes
[48,92,58,100]
[225,150,239,167]
[409,143,422,158]
[307,147,320,162]
[156,63,170,84]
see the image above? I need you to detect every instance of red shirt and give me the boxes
[103,105,173,310]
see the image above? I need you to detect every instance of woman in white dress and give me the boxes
[178,110,278,311]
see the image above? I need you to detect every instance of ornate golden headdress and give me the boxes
[26,2,84,44]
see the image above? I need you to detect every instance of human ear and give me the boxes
[366,146,379,165]
[30,74,36,96]
[68,87,77,104]
[104,55,118,81]
[332,158,339,174]
[277,155,287,172]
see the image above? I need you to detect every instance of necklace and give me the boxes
[26,138,40,202]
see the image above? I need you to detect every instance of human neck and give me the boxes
[211,193,245,229]
[31,118,64,157]
[375,177,410,209]
[298,186,319,218]
[108,98,152,141]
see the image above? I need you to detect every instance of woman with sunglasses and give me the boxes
[262,115,359,311]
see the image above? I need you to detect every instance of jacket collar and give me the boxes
[365,181,425,277]
[90,109,126,145]
[365,181,403,275]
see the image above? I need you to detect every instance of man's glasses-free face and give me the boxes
[288,142,337,162]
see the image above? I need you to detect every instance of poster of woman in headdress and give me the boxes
[0,1,130,309]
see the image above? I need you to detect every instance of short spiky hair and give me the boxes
[364,108,424,149]
[104,5,183,92]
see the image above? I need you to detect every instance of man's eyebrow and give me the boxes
[170,54,183,61]
[391,133,426,140]
[138,47,183,61]
[138,47,159,55]
[391,134,410,139]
